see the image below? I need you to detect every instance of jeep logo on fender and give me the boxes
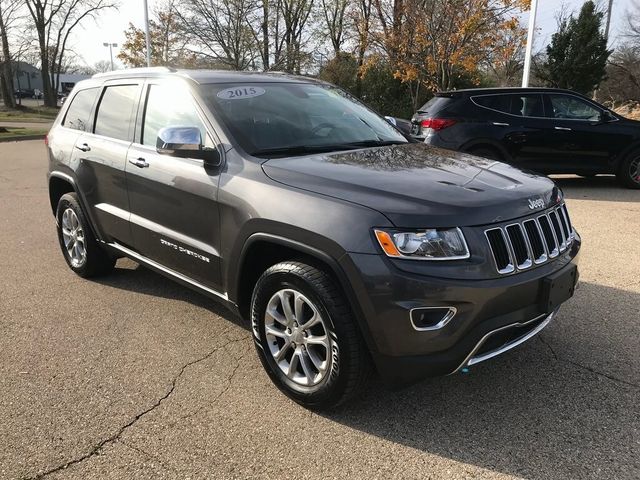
[528,197,545,210]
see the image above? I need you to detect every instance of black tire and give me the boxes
[616,151,640,189]
[467,146,502,161]
[250,261,370,409]
[56,192,116,277]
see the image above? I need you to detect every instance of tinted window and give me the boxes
[94,85,138,141]
[142,84,208,147]
[474,94,544,117]
[548,94,600,120]
[63,88,98,131]
[417,96,453,114]
[200,83,406,156]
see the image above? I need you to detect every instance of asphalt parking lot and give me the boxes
[1,140,638,479]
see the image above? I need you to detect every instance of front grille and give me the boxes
[485,203,574,274]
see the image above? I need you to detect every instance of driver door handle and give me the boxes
[554,126,572,131]
[129,158,149,168]
[75,143,91,152]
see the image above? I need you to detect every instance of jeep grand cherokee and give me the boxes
[46,68,581,409]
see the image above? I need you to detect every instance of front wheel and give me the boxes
[250,261,370,409]
[617,152,640,189]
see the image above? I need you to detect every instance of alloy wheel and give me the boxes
[61,208,86,267]
[264,289,332,387]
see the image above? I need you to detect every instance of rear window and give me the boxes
[62,88,99,131]
[94,85,139,141]
[473,94,545,117]
[417,96,453,114]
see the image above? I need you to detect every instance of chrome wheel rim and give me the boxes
[61,208,86,267]
[264,289,332,387]
[630,158,640,184]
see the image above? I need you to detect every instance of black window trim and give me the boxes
[471,91,619,123]
[470,92,547,119]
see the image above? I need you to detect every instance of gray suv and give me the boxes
[47,68,581,409]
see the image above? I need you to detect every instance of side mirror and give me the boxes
[384,116,397,126]
[599,110,615,123]
[156,126,221,167]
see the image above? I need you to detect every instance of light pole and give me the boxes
[521,0,539,88]
[143,0,152,67]
[103,42,118,70]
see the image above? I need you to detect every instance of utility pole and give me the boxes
[604,0,614,41]
[143,0,152,67]
[103,42,117,70]
[522,0,539,87]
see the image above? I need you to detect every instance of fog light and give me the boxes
[410,307,457,331]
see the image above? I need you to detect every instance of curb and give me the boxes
[0,134,46,143]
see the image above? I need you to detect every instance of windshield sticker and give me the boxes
[217,86,265,100]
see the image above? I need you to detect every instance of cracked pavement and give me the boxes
[1,142,639,479]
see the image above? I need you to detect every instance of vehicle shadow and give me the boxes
[93,259,249,332]
[322,281,639,479]
[550,174,639,202]
[93,264,638,478]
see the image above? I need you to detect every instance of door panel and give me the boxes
[70,83,140,245]
[540,94,629,173]
[126,81,223,291]
[75,134,133,244]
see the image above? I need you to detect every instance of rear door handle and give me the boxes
[128,158,149,168]
[554,126,572,131]
[75,143,91,152]
[492,122,510,126]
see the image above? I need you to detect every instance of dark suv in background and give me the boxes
[411,87,640,189]
[47,69,580,409]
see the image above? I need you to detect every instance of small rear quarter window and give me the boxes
[62,88,99,131]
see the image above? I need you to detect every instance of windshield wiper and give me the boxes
[250,141,405,158]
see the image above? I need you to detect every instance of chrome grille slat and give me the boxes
[485,203,574,274]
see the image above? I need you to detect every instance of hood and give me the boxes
[262,143,560,228]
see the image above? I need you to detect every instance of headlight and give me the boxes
[374,228,470,260]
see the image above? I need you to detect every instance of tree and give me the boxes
[25,0,118,107]
[540,1,611,95]
[0,0,21,108]
[374,0,529,109]
[118,0,196,68]
[320,0,348,54]
[177,0,259,71]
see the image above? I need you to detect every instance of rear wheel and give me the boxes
[616,151,640,189]
[56,193,116,277]
[250,261,370,409]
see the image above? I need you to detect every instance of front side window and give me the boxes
[142,84,209,147]
[94,85,139,141]
[473,94,545,117]
[63,88,99,131]
[548,94,600,121]
[199,82,407,157]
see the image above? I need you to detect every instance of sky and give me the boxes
[67,0,636,68]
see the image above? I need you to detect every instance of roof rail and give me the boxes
[92,66,177,79]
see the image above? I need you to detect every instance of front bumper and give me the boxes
[341,236,580,386]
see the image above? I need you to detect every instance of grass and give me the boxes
[0,105,59,123]
[0,126,48,139]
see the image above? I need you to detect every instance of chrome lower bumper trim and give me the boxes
[453,309,558,373]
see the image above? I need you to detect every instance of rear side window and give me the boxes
[94,85,139,141]
[63,88,98,131]
[473,94,545,117]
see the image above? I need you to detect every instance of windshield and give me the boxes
[199,82,407,157]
